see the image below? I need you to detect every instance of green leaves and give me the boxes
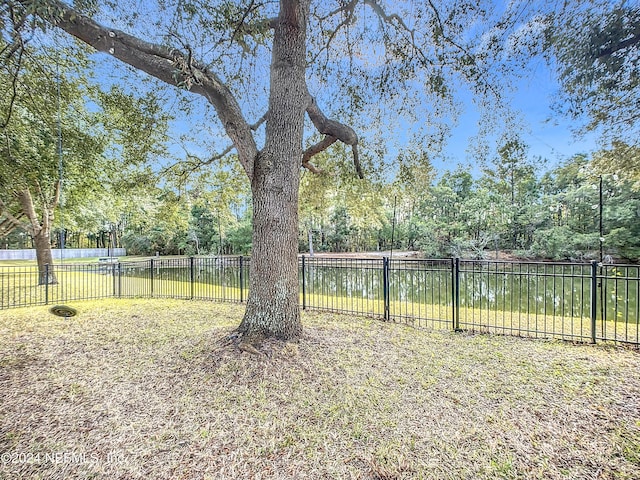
[96,85,171,168]
[545,3,640,141]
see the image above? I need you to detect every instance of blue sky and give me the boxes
[438,65,599,175]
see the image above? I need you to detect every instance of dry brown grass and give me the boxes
[1,299,639,479]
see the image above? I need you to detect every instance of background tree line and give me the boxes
[298,142,640,262]
[5,138,637,262]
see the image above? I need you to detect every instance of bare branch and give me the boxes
[162,110,266,181]
[305,96,363,178]
[193,144,235,169]
[318,0,359,22]
[363,0,415,44]
[309,0,358,66]
[161,143,236,183]
[250,111,268,130]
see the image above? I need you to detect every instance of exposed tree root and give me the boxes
[218,330,269,359]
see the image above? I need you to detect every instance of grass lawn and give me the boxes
[1,299,639,479]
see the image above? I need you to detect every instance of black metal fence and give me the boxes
[1,256,638,346]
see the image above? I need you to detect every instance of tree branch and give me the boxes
[229,0,274,50]
[305,96,363,178]
[0,2,30,60]
[29,0,259,180]
[230,0,256,46]
[45,179,61,232]
[302,135,337,173]
[0,198,28,233]
[0,214,24,236]
[51,178,61,209]
[364,0,498,98]
[163,144,236,179]
[597,34,640,59]
[250,111,268,130]
[162,111,266,181]
[310,0,358,65]
[0,43,25,129]
[16,189,41,235]
[363,0,435,68]
[364,0,415,44]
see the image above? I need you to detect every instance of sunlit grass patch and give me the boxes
[306,292,639,344]
[1,299,639,479]
[0,267,246,309]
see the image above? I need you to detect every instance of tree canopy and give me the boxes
[544,2,640,142]
[0,32,170,281]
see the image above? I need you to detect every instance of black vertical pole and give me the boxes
[598,176,606,329]
[390,196,397,260]
[117,262,122,298]
[217,212,222,256]
[45,263,49,305]
[239,256,244,303]
[150,258,154,298]
[590,260,598,344]
[599,175,604,262]
[112,262,117,297]
[454,258,461,331]
[302,255,306,310]
[451,258,456,330]
[383,257,390,321]
[190,256,195,299]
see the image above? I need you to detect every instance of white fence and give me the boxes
[0,248,126,260]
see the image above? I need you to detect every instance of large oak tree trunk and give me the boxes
[238,167,302,340]
[237,0,309,342]
[33,229,57,285]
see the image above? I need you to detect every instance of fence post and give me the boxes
[150,258,154,298]
[451,258,458,331]
[45,263,49,305]
[590,260,598,344]
[301,255,306,310]
[112,262,117,297]
[190,256,195,299]
[117,262,122,298]
[239,256,244,303]
[383,257,390,321]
